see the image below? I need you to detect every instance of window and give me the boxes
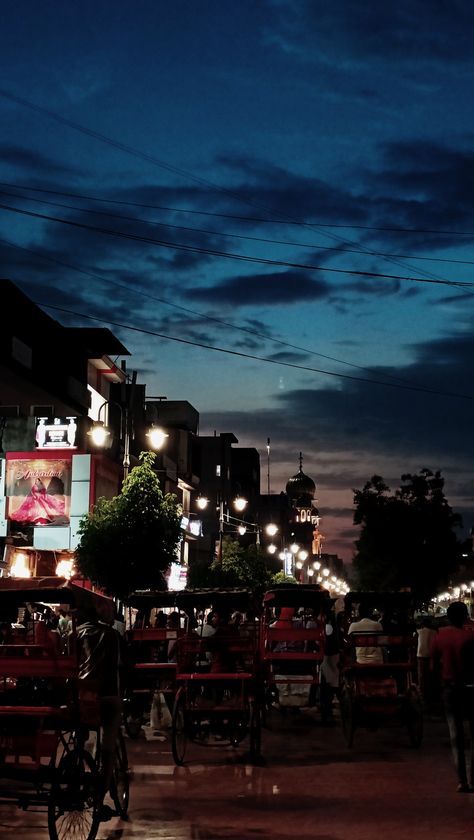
[216,465,221,477]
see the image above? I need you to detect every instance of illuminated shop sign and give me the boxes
[6,457,72,526]
[36,417,78,449]
[180,515,202,537]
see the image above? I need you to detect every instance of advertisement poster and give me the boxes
[6,458,71,526]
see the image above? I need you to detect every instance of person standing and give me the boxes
[430,601,474,792]
[416,617,437,705]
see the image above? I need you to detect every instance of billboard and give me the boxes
[36,417,78,449]
[6,457,72,526]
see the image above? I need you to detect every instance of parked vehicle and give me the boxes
[339,591,422,748]
[0,576,129,840]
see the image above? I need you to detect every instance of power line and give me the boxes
[0,89,457,286]
[1,201,473,290]
[3,179,474,238]
[3,183,474,268]
[0,235,418,387]
[35,301,474,402]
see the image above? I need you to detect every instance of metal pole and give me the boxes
[123,405,130,481]
[217,499,224,564]
[266,437,271,495]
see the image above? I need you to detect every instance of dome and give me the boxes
[285,453,316,500]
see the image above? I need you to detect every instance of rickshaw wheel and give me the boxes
[340,684,356,748]
[48,748,99,840]
[171,690,187,766]
[249,701,262,760]
[406,686,423,748]
[110,729,130,818]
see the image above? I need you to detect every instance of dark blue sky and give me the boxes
[2,1,474,563]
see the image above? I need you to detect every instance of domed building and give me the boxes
[286,452,320,528]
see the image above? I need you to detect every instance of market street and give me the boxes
[1,707,473,840]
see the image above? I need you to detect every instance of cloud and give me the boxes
[187,270,330,306]
[0,144,79,176]
[266,1,474,65]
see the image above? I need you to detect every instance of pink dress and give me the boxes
[10,483,65,524]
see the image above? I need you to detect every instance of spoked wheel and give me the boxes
[406,686,423,748]
[110,729,130,818]
[249,701,262,761]
[48,748,100,840]
[171,689,187,766]
[340,684,356,748]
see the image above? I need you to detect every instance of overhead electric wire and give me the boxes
[1,201,473,290]
[3,183,474,268]
[35,301,474,403]
[0,236,419,387]
[0,89,456,286]
[2,179,473,239]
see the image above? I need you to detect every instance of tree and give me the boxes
[271,571,298,585]
[353,469,462,602]
[75,451,182,599]
[187,536,281,593]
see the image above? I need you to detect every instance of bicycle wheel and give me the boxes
[171,689,187,766]
[110,729,130,818]
[48,748,100,840]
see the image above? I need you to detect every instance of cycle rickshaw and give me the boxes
[123,589,185,738]
[169,588,262,765]
[260,584,329,717]
[0,576,129,840]
[339,591,423,748]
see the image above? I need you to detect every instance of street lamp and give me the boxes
[217,494,255,561]
[233,495,248,513]
[196,494,209,510]
[265,523,278,537]
[88,398,168,480]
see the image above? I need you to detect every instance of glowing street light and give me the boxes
[265,523,278,537]
[233,495,248,513]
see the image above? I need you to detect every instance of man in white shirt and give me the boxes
[348,605,383,663]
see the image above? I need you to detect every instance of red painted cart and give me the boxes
[0,577,129,840]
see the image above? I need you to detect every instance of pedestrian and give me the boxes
[430,601,474,792]
[416,616,437,706]
[348,604,383,664]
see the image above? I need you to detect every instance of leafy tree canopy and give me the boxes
[352,469,462,603]
[75,451,182,600]
[187,536,281,594]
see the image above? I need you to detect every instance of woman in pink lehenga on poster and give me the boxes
[10,478,66,525]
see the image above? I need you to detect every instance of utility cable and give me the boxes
[3,184,474,268]
[35,301,474,403]
[0,89,456,285]
[0,236,419,387]
[1,179,473,239]
[1,201,472,289]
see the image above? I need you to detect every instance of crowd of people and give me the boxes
[2,593,474,797]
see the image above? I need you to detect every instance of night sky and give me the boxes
[2,1,474,564]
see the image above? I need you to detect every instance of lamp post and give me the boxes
[88,398,168,481]
[217,495,265,562]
